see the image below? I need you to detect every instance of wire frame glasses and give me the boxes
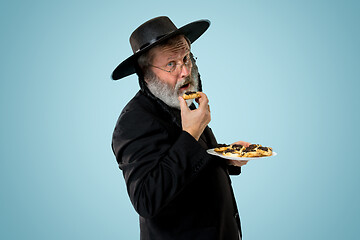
[149,53,197,75]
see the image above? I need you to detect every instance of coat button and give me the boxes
[234,212,239,219]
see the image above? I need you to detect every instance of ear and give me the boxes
[143,71,153,84]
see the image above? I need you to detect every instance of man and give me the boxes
[111,16,249,240]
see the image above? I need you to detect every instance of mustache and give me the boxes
[176,76,192,90]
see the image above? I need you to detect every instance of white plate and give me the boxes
[207,149,277,161]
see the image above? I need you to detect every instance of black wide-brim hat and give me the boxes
[112,16,210,80]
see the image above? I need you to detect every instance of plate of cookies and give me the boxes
[207,144,277,160]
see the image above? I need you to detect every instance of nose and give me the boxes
[179,63,191,79]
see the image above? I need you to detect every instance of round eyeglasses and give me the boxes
[149,54,196,75]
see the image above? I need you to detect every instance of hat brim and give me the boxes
[111,19,210,80]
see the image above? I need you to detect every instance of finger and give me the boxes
[228,160,248,167]
[197,92,209,110]
[197,92,208,104]
[178,96,190,112]
[232,141,251,147]
[237,160,248,167]
[240,160,248,166]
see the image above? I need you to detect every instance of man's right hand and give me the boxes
[178,92,211,141]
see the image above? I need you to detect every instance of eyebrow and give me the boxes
[167,52,190,62]
[161,41,190,61]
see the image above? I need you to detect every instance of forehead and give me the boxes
[150,36,190,62]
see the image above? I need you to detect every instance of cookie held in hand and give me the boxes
[182,91,201,100]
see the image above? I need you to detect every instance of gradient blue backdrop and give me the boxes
[1,0,359,239]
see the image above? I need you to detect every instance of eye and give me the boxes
[183,55,189,63]
[166,61,175,68]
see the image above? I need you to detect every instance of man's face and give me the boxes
[145,36,199,109]
[150,36,192,89]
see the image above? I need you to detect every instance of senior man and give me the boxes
[111,16,249,240]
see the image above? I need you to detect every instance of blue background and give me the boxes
[1,0,359,239]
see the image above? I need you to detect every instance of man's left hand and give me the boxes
[231,140,251,147]
[227,159,248,167]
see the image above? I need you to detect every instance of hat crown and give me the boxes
[130,16,178,54]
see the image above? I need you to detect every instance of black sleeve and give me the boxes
[112,110,213,218]
[227,165,241,175]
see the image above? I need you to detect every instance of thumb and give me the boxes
[178,96,190,112]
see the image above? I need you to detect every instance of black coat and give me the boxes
[112,90,242,240]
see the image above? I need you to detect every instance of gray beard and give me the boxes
[145,63,200,109]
